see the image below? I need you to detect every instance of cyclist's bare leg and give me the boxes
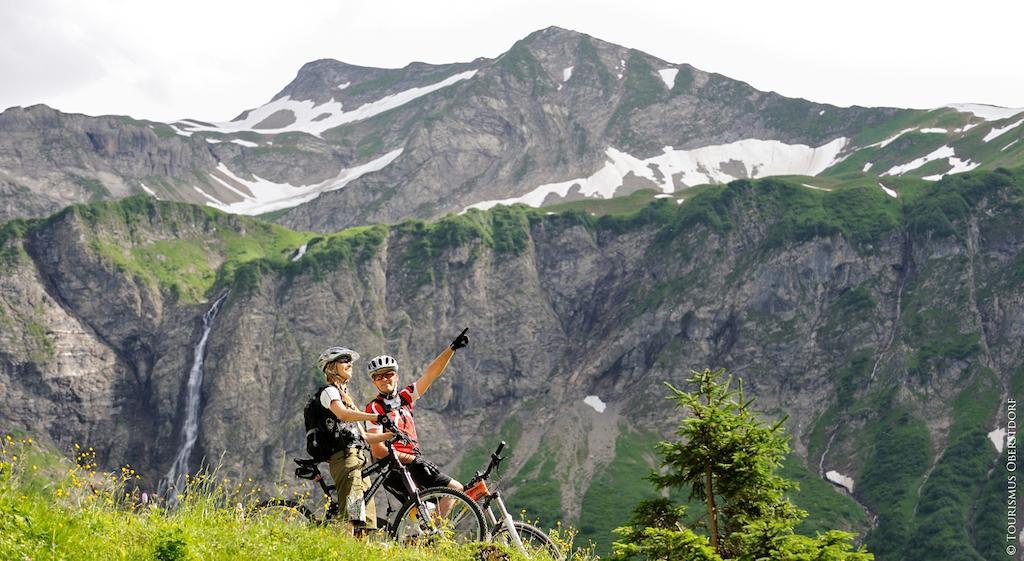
[438,480,464,517]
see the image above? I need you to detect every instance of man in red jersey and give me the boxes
[364,329,469,502]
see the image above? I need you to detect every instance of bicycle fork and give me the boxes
[489,491,525,553]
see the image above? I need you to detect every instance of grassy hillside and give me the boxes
[0,436,572,561]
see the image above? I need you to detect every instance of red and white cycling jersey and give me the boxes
[366,384,420,456]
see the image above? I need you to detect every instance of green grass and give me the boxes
[972,447,1013,560]
[255,208,291,222]
[868,132,950,178]
[902,429,993,561]
[949,368,1000,441]
[657,177,902,252]
[577,426,661,557]
[452,417,522,483]
[0,437,562,561]
[858,405,931,560]
[62,197,313,302]
[505,444,563,531]
[395,206,535,285]
[847,108,951,147]
[543,189,671,216]
[779,455,869,537]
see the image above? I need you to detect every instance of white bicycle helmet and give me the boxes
[317,347,360,374]
[366,355,398,377]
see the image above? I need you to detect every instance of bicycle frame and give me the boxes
[361,439,422,508]
[295,437,428,528]
[465,442,526,553]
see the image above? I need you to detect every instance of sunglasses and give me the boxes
[333,356,352,365]
[371,369,397,381]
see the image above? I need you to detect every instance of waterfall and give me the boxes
[160,292,229,501]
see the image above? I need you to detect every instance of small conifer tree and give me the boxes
[612,368,872,561]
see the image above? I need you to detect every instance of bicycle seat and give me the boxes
[293,458,321,480]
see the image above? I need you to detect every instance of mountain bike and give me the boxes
[253,428,487,544]
[464,441,562,559]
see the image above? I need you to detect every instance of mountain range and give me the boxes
[1,27,1022,560]
[1,27,1021,229]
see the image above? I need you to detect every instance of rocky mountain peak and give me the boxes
[266,54,482,108]
[0,104,66,129]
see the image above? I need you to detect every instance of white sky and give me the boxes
[2,0,1022,123]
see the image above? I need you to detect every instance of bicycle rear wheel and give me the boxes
[492,521,562,559]
[251,498,316,525]
[391,487,487,544]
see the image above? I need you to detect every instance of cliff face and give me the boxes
[2,168,1021,559]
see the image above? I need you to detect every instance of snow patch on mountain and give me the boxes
[1004,139,1020,151]
[658,68,678,89]
[920,128,948,134]
[878,183,898,198]
[989,428,1006,453]
[947,103,1024,121]
[883,145,955,175]
[583,396,607,413]
[201,149,403,215]
[866,128,914,149]
[983,118,1024,142]
[169,124,193,137]
[563,66,574,82]
[337,82,350,91]
[140,183,158,198]
[466,138,847,211]
[193,185,221,204]
[825,470,854,494]
[917,155,980,181]
[176,70,477,137]
[948,157,980,174]
[231,139,258,148]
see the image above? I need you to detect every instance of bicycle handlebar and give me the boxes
[479,440,506,481]
[377,416,411,445]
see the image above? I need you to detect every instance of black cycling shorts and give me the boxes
[384,457,453,501]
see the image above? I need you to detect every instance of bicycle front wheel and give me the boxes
[492,521,562,559]
[391,487,487,544]
[250,498,316,526]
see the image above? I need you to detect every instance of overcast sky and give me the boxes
[2,0,1021,123]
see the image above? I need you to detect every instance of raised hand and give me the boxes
[450,327,469,351]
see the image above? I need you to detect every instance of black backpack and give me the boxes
[304,386,347,461]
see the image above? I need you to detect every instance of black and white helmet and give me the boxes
[317,347,359,374]
[367,355,398,377]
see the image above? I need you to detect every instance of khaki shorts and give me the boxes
[328,448,376,529]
